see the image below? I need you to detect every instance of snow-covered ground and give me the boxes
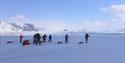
[0,35,125,63]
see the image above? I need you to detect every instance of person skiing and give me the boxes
[48,35,52,43]
[42,34,47,42]
[35,33,41,45]
[19,34,24,43]
[65,34,69,43]
[85,33,90,43]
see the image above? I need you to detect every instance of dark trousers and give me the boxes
[85,38,88,43]
[20,39,22,43]
[65,39,68,43]
[43,38,46,42]
[36,39,41,45]
[33,38,37,44]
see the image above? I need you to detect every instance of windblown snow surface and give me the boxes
[0,35,125,63]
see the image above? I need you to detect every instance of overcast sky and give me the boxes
[0,0,125,33]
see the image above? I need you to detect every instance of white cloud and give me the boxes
[102,4,125,17]
[33,19,124,33]
[101,4,125,33]
[7,15,29,23]
[34,20,67,32]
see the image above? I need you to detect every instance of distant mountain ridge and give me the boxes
[0,22,38,33]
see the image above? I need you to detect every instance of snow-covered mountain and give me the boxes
[0,22,38,33]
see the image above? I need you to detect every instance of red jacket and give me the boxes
[20,35,24,39]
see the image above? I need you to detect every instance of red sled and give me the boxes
[22,40,31,46]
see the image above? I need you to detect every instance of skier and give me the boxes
[42,34,47,42]
[85,33,90,43]
[19,34,24,43]
[35,33,41,45]
[65,34,69,43]
[48,35,52,43]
